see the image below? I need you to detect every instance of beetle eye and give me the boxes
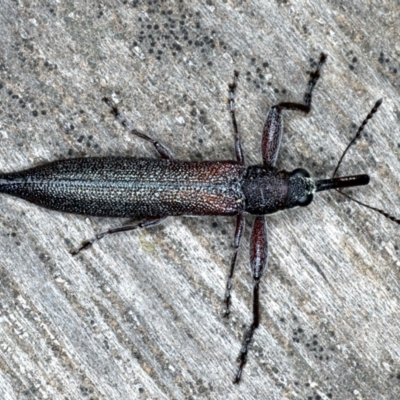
[289,168,314,207]
[291,168,310,178]
[296,193,314,207]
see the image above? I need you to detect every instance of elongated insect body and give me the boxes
[0,157,367,218]
[0,54,389,383]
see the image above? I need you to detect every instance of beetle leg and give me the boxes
[103,97,174,160]
[262,53,327,166]
[261,107,283,167]
[71,217,167,255]
[234,215,268,384]
[228,71,245,165]
[223,213,246,317]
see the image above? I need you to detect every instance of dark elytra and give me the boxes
[0,54,383,383]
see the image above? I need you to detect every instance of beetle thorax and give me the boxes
[242,166,316,215]
[242,166,289,215]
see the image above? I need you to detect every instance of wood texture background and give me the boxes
[1,1,400,399]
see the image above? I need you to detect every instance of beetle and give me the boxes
[0,53,389,383]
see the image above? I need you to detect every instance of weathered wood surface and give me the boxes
[1,1,400,399]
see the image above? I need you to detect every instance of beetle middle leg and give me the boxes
[228,71,245,165]
[224,214,245,317]
[223,72,246,316]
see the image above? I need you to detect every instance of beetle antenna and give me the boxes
[332,98,382,178]
[339,191,400,224]
[332,98,400,225]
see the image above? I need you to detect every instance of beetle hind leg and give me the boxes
[71,217,167,255]
[103,97,174,160]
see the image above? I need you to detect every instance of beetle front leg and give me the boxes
[262,53,327,167]
[234,215,268,384]
[103,97,174,160]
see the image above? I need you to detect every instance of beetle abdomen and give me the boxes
[0,157,246,218]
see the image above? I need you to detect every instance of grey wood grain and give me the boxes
[1,1,400,399]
